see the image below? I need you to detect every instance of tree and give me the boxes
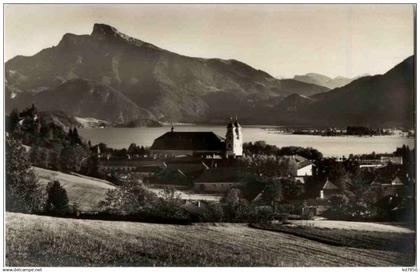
[81,154,99,177]
[6,109,20,134]
[279,157,298,177]
[99,179,157,215]
[261,180,283,205]
[221,188,249,221]
[60,145,89,172]
[280,178,304,200]
[151,187,189,221]
[45,180,69,216]
[6,137,44,213]
[72,128,82,145]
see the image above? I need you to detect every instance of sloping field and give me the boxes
[6,212,413,267]
[34,167,115,212]
[288,220,414,233]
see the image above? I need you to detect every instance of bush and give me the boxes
[99,181,192,223]
[248,205,274,223]
[45,180,70,216]
[148,187,191,222]
[99,179,157,215]
[200,202,224,222]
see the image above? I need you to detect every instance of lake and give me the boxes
[79,125,415,157]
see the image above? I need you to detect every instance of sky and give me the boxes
[4,4,415,78]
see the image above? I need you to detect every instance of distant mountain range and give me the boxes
[293,73,368,89]
[5,23,328,125]
[268,56,414,128]
[5,23,414,128]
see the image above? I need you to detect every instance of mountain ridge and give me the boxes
[5,23,329,124]
[293,73,368,89]
[5,23,414,128]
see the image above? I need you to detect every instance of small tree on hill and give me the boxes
[45,180,69,216]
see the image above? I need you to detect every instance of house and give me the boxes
[380,156,403,165]
[391,176,404,186]
[150,119,243,158]
[193,167,243,193]
[295,160,313,183]
[150,159,211,186]
[319,179,339,199]
[98,159,163,174]
[284,155,313,183]
[370,175,406,200]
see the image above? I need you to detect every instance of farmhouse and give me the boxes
[290,155,313,183]
[319,178,339,199]
[150,119,243,158]
[193,167,243,193]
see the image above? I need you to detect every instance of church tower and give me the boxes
[225,117,243,158]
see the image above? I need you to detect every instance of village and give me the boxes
[5,104,415,267]
[94,118,414,220]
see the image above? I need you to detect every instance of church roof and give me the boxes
[151,131,225,151]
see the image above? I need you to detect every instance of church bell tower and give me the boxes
[225,117,243,158]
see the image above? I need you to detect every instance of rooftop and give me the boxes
[151,131,225,151]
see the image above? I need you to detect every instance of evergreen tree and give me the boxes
[45,180,69,216]
[7,109,20,134]
[73,128,81,144]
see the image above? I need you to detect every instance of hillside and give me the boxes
[7,78,154,124]
[302,56,415,128]
[5,23,328,124]
[6,212,413,266]
[269,56,414,128]
[34,167,115,212]
[293,73,361,89]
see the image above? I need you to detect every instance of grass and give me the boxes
[34,167,115,212]
[250,222,415,264]
[288,219,415,233]
[6,212,414,267]
[34,167,221,212]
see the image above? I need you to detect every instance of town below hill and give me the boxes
[6,105,415,224]
[5,104,416,266]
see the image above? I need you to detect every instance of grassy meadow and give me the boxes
[34,167,115,212]
[6,212,414,267]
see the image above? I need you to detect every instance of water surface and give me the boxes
[79,126,415,157]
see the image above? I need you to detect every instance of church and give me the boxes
[150,119,243,159]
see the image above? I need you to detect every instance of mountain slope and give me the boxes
[7,78,154,124]
[302,56,415,128]
[5,23,329,123]
[265,56,414,128]
[293,73,361,89]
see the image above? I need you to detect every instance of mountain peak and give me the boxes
[91,23,121,38]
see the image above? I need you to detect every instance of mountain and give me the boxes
[5,23,329,124]
[293,73,364,89]
[273,56,414,128]
[7,78,154,124]
[37,111,83,131]
[306,56,414,128]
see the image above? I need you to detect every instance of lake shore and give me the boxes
[79,126,415,157]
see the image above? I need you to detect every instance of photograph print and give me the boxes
[3,3,416,268]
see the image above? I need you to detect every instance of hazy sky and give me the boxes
[4,4,414,78]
